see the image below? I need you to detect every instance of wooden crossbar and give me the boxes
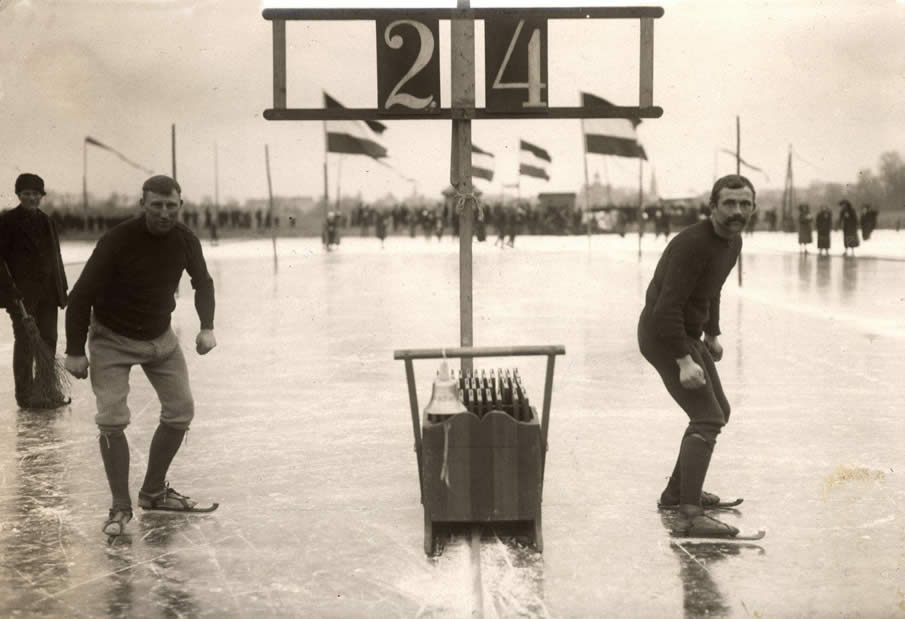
[263,7,664,21]
[264,106,663,121]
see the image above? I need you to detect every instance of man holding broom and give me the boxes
[64,175,217,537]
[0,173,69,409]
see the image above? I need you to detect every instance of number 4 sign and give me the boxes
[485,16,548,113]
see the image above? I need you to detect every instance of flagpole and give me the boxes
[638,155,644,258]
[82,138,88,213]
[322,120,330,246]
[336,155,343,213]
[581,118,591,245]
[515,140,521,202]
[603,158,611,204]
[265,144,278,271]
[736,115,743,286]
[214,142,220,245]
[171,124,177,182]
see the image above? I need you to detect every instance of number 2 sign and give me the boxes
[485,16,548,113]
[376,16,441,114]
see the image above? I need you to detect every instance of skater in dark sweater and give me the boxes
[638,174,755,537]
[64,175,217,537]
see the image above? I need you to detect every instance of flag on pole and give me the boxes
[580,93,647,160]
[323,92,388,160]
[519,139,551,180]
[84,136,154,174]
[719,148,769,180]
[471,144,495,181]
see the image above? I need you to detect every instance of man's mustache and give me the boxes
[727,216,746,224]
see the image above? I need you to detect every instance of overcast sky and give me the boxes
[1,0,904,206]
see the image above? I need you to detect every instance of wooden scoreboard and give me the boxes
[263,7,664,121]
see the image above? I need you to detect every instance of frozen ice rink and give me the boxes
[1,230,904,618]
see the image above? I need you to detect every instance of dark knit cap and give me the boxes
[142,175,181,196]
[15,173,46,196]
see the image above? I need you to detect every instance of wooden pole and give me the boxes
[265,144,278,271]
[82,138,88,213]
[451,0,475,374]
[171,124,177,182]
[322,120,330,246]
[638,156,644,257]
[581,118,591,245]
[214,143,219,208]
[213,143,219,243]
[403,359,424,503]
[336,155,343,213]
[736,115,743,287]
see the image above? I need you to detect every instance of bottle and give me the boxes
[519,386,531,421]
[511,384,523,421]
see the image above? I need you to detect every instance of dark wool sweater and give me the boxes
[66,216,214,355]
[639,219,741,358]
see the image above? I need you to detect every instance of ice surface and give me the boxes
[1,231,903,617]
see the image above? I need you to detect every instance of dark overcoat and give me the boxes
[0,205,68,309]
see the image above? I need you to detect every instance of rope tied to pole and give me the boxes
[454,189,484,222]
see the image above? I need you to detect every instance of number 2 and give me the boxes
[491,20,546,108]
[384,20,436,110]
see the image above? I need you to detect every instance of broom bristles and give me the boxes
[22,314,70,405]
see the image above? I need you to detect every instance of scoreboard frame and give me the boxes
[263,6,664,122]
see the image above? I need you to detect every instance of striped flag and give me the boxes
[580,92,647,160]
[471,144,495,181]
[84,136,154,174]
[519,139,551,181]
[720,148,768,180]
[324,92,388,160]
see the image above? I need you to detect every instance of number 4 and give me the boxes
[491,20,546,108]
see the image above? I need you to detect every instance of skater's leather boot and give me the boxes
[659,489,721,509]
[103,508,132,537]
[679,504,739,538]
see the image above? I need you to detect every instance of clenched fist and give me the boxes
[65,355,90,379]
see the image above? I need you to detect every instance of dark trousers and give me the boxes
[638,322,730,442]
[7,298,58,403]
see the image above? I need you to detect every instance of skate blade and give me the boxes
[671,529,765,542]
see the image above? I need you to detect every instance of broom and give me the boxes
[14,297,70,408]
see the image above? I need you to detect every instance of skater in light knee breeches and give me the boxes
[63,175,218,538]
[637,174,755,538]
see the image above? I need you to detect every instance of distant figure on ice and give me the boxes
[64,175,218,539]
[744,209,758,236]
[815,204,832,256]
[0,173,69,409]
[324,211,340,250]
[860,204,877,241]
[434,209,445,241]
[797,203,813,254]
[375,212,387,248]
[838,199,860,256]
[638,174,755,538]
[494,204,507,247]
[654,207,671,240]
[506,206,521,247]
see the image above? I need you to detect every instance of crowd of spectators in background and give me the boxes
[19,193,892,245]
